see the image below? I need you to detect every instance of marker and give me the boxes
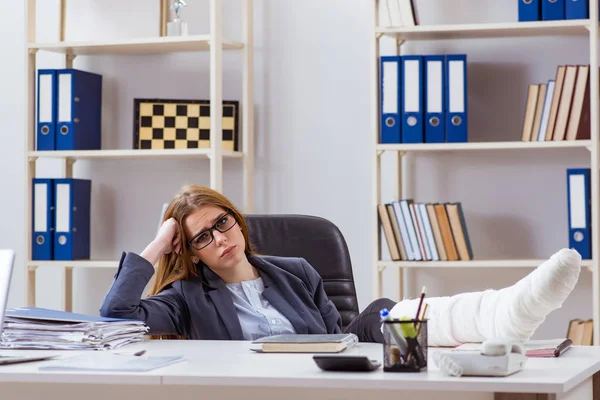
[380,308,409,357]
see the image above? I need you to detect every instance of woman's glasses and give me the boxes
[187,210,237,250]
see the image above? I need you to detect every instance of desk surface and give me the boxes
[0,340,598,394]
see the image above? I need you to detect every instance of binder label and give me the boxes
[56,183,70,232]
[569,174,586,228]
[404,60,420,112]
[58,73,72,122]
[39,75,53,124]
[382,61,399,114]
[33,183,47,232]
[427,61,443,113]
[449,60,465,113]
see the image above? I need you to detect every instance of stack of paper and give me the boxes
[0,307,148,350]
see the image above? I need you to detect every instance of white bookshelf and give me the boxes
[27,260,120,269]
[377,140,593,152]
[28,149,244,161]
[371,2,600,344]
[376,19,591,41]
[24,0,255,312]
[28,35,244,55]
[378,259,594,269]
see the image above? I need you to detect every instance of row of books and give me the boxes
[0,307,148,350]
[521,64,591,142]
[566,318,593,346]
[518,0,595,22]
[378,200,473,262]
[380,0,418,27]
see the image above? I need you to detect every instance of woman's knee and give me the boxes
[365,297,396,313]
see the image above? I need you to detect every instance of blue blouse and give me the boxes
[225,277,296,341]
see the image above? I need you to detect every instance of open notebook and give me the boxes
[251,333,359,353]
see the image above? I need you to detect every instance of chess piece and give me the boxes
[167,0,188,37]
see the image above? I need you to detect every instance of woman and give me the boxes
[100,185,582,346]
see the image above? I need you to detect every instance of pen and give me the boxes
[416,303,429,336]
[414,286,427,327]
[116,350,146,356]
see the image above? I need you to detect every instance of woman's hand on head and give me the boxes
[156,217,182,255]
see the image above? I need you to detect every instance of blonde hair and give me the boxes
[147,184,255,339]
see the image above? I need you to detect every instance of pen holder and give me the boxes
[383,319,427,372]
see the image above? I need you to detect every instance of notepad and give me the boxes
[38,354,185,372]
[251,333,359,353]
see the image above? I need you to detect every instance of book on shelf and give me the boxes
[381,0,418,27]
[566,318,593,345]
[378,200,472,262]
[521,64,592,142]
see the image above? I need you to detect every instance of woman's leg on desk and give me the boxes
[345,248,582,345]
[343,298,396,343]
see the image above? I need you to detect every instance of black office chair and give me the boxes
[245,214,360,330]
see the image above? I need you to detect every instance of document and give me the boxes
[38,354,185,372]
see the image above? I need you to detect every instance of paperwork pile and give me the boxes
[0,307,148,350]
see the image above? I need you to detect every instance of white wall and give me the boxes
[0,0,592,340]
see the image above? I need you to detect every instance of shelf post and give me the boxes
[65,267,73,312]
[589,0,600,346]
[242,0,255,213]
[59,0,66,42]
[372,0,383,301]
[159,0,169,37]
[27,266,37,307]
[395,42,405,301]
[25,0,37,308]
[210,0,223,193]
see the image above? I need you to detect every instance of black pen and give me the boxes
[116,350,146,356]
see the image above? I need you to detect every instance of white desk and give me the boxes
[0,340,598,400]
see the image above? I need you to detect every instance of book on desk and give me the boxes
[251,333,359,353]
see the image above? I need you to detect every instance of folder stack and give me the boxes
[521,65,592,142]
[378,200,473,261]
[518,0,596,22]
[0,307,148,350]
[32,178,92,261]
[379,54,468,144]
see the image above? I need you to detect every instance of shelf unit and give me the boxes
[24,0,254,311]
[371,3,600,344]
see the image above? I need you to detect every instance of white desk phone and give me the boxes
[433,339,528,377]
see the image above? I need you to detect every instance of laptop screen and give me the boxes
[0,250,15,334]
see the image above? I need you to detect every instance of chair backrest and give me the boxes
[244,214,359,330]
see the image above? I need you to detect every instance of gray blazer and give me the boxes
[99,252,343,339]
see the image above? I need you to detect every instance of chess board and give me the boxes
[133,99,239,151]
